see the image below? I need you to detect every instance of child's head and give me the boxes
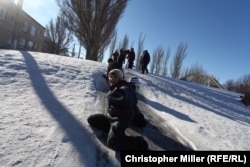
[108,69,123,86]
[108,58,113,64]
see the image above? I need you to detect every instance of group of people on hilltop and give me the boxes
[112,48,135,69]
[87,49,152,151]
[110,48,150,74]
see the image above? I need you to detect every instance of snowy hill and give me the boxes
[0,50,249,167]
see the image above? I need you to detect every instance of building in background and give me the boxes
[0,0,45,52]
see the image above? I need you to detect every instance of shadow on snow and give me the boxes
[21,51,105,166]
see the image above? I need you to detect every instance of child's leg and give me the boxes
[106,121,127,150]
[87,114,110,132]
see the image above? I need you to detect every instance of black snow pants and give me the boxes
[87,113,148,151]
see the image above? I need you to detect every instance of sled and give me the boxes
[102,74,108,81]
[128,76,140,90]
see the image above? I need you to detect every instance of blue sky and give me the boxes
[21,0,250,84]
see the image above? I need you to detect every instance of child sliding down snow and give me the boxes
[88,69,148,151]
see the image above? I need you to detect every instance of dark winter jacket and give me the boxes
[107,80,137,124]
[127,51,135,62]
[112,51,119,62]
[107,61,122,76]
[118,49,126,67]
[141,51,150,65]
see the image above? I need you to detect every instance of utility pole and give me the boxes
[71,43,75,57]
[78,44,81,59]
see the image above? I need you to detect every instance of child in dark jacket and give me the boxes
[106,58,122,77]
[88,69,148,151]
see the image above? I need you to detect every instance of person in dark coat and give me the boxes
[103,58,124,81]
[117,49,126,69]
[88,69,148,151]
[112,50,119,62]
[141,50,150,74]
[127,48,135,69]
[106,58,122,77]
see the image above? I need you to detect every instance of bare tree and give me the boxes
[224,79,235,91]
[150,45,164,75]
[224,74,250,93]
[109,30,117,58]
[187,62,207,83]
[188,62,206,75]
[118,34,129,50]
[136,33,145,70]
[130,41,134,49]
[155,46,164,75]
[150,50,156,74]
[162,47,170,76]
[170,42,188,79]
[242,74,250,85]
[181,62,210,86]
[56,0,128,61]
[239,74,250,93]
[44,16,73,56]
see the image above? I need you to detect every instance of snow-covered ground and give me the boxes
[0,50,249,166]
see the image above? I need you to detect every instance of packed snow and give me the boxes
[0,50,249,166]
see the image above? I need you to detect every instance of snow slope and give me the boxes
[0,50,249,167]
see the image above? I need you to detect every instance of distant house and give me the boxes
[0,0,45,52]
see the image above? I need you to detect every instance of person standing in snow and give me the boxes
[88,69,148,151]
[117,49,126,69]
[112,50,119,62]
[127,48,135,69]
[141,50,150,74]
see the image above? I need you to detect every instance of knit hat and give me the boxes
[108,69,123,79]
[107,58,113,63]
